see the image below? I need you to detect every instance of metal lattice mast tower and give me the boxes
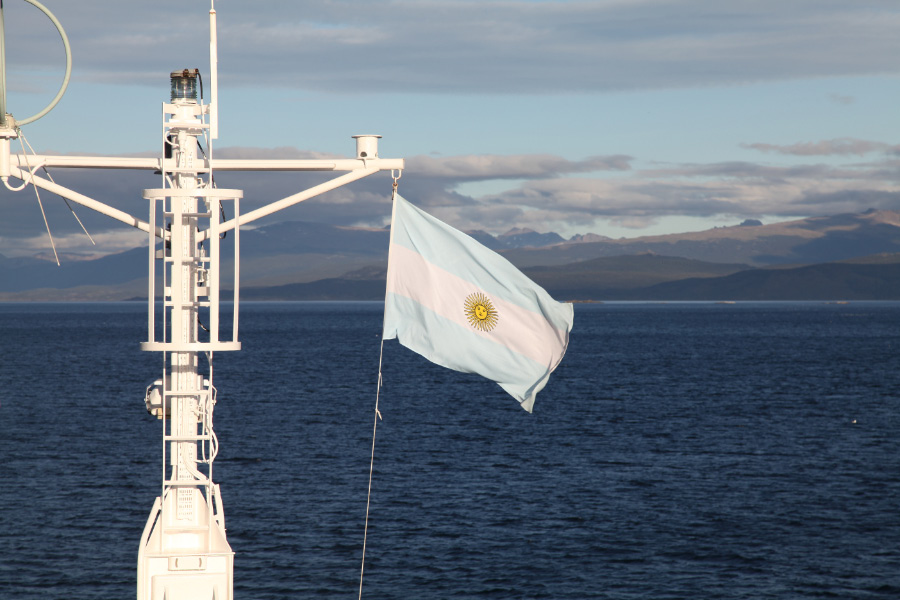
[137,69,242,599]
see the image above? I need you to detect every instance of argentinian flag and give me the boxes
[383,194,574,412]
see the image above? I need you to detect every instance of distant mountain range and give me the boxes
[2,209,900,301]
[502,209,900,267]
[235,253,900,302]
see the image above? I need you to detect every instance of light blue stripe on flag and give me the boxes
[383,194,574,412]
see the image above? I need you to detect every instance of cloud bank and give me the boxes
[742,138,900,157]
[4,1,899,94]
[2,141,898,256]
[1,2,898,256]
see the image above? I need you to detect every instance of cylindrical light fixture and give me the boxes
[170,68,200,103]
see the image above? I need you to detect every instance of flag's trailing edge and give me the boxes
[382,194,574,412]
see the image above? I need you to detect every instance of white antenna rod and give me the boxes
[0,0,8,127]
[209,2,218,140]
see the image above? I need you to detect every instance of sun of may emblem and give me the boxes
[464,292,499,332]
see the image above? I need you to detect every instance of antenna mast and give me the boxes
[135,67,241,599]
[0,3,404,599]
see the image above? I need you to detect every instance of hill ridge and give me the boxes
[3,209,900,300]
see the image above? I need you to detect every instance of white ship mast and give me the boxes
[0,3,404,599]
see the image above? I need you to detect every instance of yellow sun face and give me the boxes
[464,292,499,332]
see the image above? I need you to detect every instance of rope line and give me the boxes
[20,131,95,246]
[358,341,385,600]
[16,129,58,264]
[358,173,400,599]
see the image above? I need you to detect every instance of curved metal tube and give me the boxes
[15,0,72,126]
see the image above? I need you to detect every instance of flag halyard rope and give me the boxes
[358,172,400,599]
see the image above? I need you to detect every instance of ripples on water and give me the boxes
[1,302,899,599]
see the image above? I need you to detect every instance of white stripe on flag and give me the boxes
[386,243,567,369]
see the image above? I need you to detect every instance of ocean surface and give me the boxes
[1,301,899,599]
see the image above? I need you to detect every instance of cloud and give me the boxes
[640,160,900,182]
[422,154,900,234]
[3,145,900,257]
[791,189,900,214]
[214,147,342,161]
[742,138,896,157]
[10,228,145,258]
[407,153,632,180]
[3,1,899,94]
[829,93,855,105]
[449,176,900,235]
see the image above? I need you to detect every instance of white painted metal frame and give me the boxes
[142,187,242,353]
[0,3,404,599]
[5,155,401,238]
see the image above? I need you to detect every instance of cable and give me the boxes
[359,176,400,599]
[15,129,58,264]
[19,130,95,246]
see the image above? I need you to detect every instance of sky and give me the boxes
[1,0,899,258]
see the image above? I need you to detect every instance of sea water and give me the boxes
[1,301,899,599]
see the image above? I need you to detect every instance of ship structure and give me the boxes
[0,3,404,599]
